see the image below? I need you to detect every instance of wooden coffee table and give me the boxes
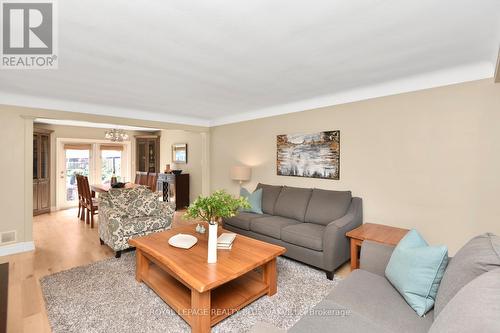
[346,223,409,271]
[129,225,286,333]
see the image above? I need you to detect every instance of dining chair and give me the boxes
[146,172,158,192]
[135,171,148,186]
[81,176,98,228]
[76,175,86,221]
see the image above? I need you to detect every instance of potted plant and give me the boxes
[184,190,250,263]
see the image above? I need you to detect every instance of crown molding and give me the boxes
[0,92,211,127]
[209,61,494,126]
[494,48,500,83]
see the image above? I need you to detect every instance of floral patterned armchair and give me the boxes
[98,186,175,258]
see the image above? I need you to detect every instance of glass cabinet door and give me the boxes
[136,138,158,173]
[137,141,147,172]
[148,141,156,172]
[33,134,39,179]
[40,134,49,179]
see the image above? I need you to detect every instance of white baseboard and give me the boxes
[0,241,35,257]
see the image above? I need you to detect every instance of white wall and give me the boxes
[210,79,500,254]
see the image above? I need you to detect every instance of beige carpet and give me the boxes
[40,252,341,333]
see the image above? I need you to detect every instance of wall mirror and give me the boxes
[172,143,188,163]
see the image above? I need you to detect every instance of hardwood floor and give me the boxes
[0,209,350,333]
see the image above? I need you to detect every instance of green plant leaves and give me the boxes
[183,190,250,224]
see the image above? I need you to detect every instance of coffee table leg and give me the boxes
[135,249,149,283]
[191,290,211,333]
[263,258,277,296]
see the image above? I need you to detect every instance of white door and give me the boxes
[99,147,124,184]
[58,145,93,209]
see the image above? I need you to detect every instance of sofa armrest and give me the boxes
[322,197,363,272]
[359,240,395,277]
[158,201,176,217]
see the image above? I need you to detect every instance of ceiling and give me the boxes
[1,0,499,127]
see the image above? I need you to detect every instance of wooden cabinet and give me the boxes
[33,130,51,215]
[158,173,190,210]
[136,137,160,173]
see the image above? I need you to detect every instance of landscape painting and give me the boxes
[277,130,340,180]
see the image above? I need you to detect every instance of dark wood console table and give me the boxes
[158,173,190,210]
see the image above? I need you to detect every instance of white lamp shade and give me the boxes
[231,166,251,181]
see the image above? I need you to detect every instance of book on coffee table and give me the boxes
[217,233,236,250]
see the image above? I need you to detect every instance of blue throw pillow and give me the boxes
[240,188,263,214]
[385,229,448,316]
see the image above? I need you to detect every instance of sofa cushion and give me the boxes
[289,299,387,333]
[273,186,312,222]
[385,229,448,316]
[250,216,300,239]
[326,269,434,333]
[304,189,352,225]
[429,268,500,333]
[434,233,500,317]
[224,212,269,231]
[256,183,283,215]
[240,187,263,214]
[281,223,324,251]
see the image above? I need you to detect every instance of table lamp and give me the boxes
[231,165,251,187]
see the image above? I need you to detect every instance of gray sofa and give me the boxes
[253,233,500,333]
[223,183,362,279]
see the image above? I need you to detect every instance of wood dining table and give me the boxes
[90,183,142,195]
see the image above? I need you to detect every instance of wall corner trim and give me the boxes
[0,241,35,257]
[494,48,500,83]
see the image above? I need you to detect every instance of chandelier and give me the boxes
[105,129,129,142]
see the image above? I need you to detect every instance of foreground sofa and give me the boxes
[224,183,362,279]
[98,185,175,258]
[253,233,500,333]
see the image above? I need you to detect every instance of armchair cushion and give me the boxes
[127,192,160,217]
[107,186,151,212]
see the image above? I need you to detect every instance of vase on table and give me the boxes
[207,222,218,263]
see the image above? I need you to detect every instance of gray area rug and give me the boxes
[40,252,340,333]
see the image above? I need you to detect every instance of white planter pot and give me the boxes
[207,222,218,264]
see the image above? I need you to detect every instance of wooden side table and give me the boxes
[346,223,409,271]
